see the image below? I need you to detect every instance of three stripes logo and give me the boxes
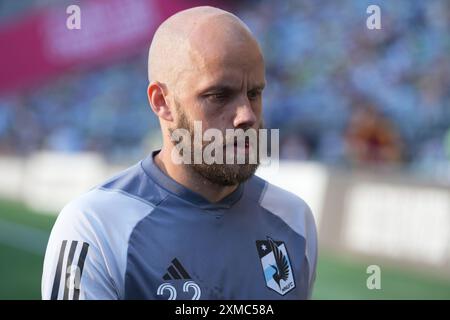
[162,258,191,280]
[50,240,89,300]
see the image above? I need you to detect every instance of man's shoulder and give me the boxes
[58,161,164,225]
[251,174,311,214]
[98,160,168,206]
[253,175,316,238]
[44,163,159,300]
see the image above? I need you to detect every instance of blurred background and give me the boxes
[0,0,449,299]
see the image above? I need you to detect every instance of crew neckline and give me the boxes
[141,149,245,210]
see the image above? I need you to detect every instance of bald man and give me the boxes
[42,6,318,300]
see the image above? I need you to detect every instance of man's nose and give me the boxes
[233,96,257,129]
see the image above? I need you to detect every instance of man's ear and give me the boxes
[147,82,174,122]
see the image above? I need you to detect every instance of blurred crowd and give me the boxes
[0,0,449,176]
[240,0,450,172]
[0,59,157,163]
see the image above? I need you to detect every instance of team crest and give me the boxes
[256,237,295,295]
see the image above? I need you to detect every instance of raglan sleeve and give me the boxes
[41,199,119,300]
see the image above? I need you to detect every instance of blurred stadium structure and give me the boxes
[0,0,449,299]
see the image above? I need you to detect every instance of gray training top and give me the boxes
[42,149,318,300]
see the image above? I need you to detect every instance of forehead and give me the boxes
[184,40,265,92]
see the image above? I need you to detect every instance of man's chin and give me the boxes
[190,163,259,186]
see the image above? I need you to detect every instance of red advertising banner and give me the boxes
[0,0,218,94]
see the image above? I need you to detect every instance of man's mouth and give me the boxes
[224,140,250,153]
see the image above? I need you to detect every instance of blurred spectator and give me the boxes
[345,104,403,165]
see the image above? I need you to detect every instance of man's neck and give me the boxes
[154,148,238,203]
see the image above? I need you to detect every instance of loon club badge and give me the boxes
[256,237,296,296]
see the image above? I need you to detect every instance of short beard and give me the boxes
[169,100,261,186]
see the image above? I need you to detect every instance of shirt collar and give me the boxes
[141,149,245,210]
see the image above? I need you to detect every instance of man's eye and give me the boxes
[206,93,228,102]
[248,90,261,100]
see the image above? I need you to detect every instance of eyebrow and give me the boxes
[199,83,266,94]
[250,83,266,91]
[200,85,237,94]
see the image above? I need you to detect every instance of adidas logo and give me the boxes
[162,258,191,280]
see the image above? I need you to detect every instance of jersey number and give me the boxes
[156,281,201,300]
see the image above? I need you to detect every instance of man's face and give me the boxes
[169,34,266,186]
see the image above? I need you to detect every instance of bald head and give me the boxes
[148,6,263,88]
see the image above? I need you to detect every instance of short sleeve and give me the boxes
[41,201,119,300]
